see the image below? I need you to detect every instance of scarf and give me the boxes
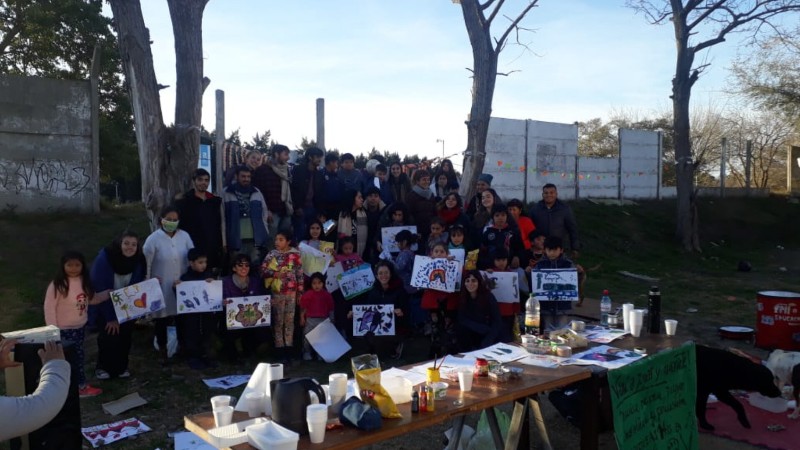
[105,243,143,275]
[411,184,433,200]
[438,207,461,226]
[270,161,294,216]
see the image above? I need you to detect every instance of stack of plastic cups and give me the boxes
[630,309,645,337]
[245,392,265,418]
[622,303,634,333]
[328,373,348,414]
[306,404,328,444]
[211,395,234,427]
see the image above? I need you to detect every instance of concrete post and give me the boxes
[720,137,727,198]
[745,140,752,196]
[316,98,325,150]
[90,45,102,213]
[215,89,225,195]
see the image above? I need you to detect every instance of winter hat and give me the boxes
[478,173,493,185]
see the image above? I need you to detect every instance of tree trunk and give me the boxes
[671,12,701,252]
[108,0,168,227]
[458,0,498,205]
[167,0,208,204]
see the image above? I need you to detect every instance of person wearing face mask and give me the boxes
[89,230,147,379]
[143,206,195,365]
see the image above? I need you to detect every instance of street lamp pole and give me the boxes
[436,139,445,158]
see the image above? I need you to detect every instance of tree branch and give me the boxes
[497,69,520,76]
[486,0,506,26]
[686,0,726,30]
[480,0,497,10]
[495,0,538,53]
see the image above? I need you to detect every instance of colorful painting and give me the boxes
[298,242,333,276]
[337,263,375,300]
[225,295,271,329]
[410,256,461,293]
[176,280,223,314]
[110,278,164,324]
[318,241,335,256]
[381,226,418,253]
[464,249,479,271]
[531,268,579,302]
[481,271,519,304]
[353,304,395,336]
[81,417,151,448]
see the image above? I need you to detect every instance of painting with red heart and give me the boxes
[110,278,165,324]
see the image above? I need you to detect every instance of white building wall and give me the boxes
[578,157,618,198]
[483,117,528,202]
[619,128,661,199]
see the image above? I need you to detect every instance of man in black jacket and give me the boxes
[176,168,225,273]
[528,184,580,258]
[291,146,324,239]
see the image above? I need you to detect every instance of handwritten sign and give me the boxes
[410,256,461,293]
[607,343,698,450]
[353,304,396,336]
[381,226,418,253]
[110,278,165,324]
[176,280,223,314]
[481,271,519,304]
[337,263,375,300]
[225,295,271,329]
[298,242,333,276]
[531,268,579,302]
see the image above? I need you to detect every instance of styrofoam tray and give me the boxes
[206,417,268,448]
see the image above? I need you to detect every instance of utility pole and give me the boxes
[436,139,445,158]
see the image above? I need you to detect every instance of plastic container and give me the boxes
[246,420,300,450]
[382,376,413,404]
[747,393,788,413]
[431,381,449,400]
[206,417,268,448]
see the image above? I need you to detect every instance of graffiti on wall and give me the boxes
[0,158,92,197]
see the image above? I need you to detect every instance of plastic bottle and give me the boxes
[648,286,661,334]
[600,290,612,327]
[419,386,427,412]
[426,384,435,412]
[411,388,419,413]
[524,293,541,336]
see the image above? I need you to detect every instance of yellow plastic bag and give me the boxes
[351,354,402,419]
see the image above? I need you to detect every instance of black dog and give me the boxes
[696,345,782,430]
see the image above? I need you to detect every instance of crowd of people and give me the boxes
[21,144,583,400]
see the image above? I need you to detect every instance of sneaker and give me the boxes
[118,370,130,378]
[95,369,110,380]
[303,352,313,361]
[79,384,103,398]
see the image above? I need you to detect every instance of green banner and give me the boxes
[608,342,698,450]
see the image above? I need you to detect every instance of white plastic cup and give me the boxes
[307,419,327,444]
[328,373,348,410]
[664,319,678,336]
[622,303,634,332]
[306,403,328,422]
[245,392,265,418]
[213,405,234,427]
[630,309,645,337]
[457,368,473,392]
[210,395,232,411]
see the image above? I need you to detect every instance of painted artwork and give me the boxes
[410,256,461,293]
[353,304,395,336]
[481,271,519,304]
[337,264,375,300]
[298,243,333,276]
[464,249,479,271]
[110,278,164,324]
[202,374,251,389]
[531,269,579,302]
[176,280,223,314]
[381,226,418,253]
[81,417,151,448]
[326,262,344,292]
[318,241,335,256]
[225,295,271,329]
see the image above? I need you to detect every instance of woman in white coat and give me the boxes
[142,205,194,365]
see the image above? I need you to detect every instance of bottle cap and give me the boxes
[603,289,609,295]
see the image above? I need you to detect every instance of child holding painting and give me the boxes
[176,248,217,370]
[261,230,304,364]
[331,237,366,336]
[392,230,423,333]
[420,243,459,357]
[299,272,334,361]
[43,251,103,397]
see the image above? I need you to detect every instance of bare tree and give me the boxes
[627,0,800,251]
[725,111,794,189]
[457,0,539,205]
[108,0,209,227]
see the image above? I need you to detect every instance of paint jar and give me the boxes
[475,358,489,377]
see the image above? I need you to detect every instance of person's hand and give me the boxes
[173,279,180,287]
[525,266,532,274]
[511,257,520,269]
[299,318,306,327]
[267,212,274,224]
[376,242,382,252]
[394,309,404,317]
[572,250,580,260]
[485,269,494,274]
[38,341,65,364]
[346,311,353,319]
[205,278,215,283]
[0,339,21,369]
[105,321,120,336]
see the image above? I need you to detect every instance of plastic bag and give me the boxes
[351,354,402,419]
[467,408,510,450]
[152,325,178,358]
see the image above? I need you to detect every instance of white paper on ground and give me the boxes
[102,392,148,416]
[306,318,351,362]
[173,431,216,450]
[202,375,250,390]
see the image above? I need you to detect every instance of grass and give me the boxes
[0,197,798,449]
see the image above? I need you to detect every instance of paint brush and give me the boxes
[436,355,447,370]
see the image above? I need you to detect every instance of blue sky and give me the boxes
[119,0,746,167]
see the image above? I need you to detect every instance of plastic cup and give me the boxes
[457,369,473,392]
[210,395,232,411]
[328,373,348,411]
[245,392,264,418]
[213,405,234,427]
[307,418,326,444]
[630,310,644,337]
[622,303,634,332]
[306,403,328,422]
[664,319,678,336]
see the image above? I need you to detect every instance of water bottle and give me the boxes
[648,286,661,334]
[600,289,612,327]
[524,293,541,336]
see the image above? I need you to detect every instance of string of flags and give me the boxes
[494,160,659,180]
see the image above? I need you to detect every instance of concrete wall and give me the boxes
[789,146,800,195]
[619,128,661,199]
[578,157,617,198]
[0,74,98,212]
